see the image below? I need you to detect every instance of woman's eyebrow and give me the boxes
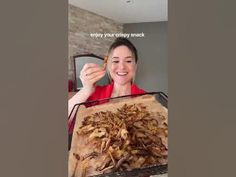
[112,56,133,59]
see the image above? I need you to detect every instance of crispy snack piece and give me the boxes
[103,56,108,70]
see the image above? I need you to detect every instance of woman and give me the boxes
[68,37,145,130]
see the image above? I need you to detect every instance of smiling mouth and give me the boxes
[117,72,128,76]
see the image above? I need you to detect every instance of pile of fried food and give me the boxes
[72,103,168,176]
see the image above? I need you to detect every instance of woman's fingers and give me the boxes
[80,63,98,76]
[80,63,106,88]
[83,67,103,77]
[80,69,105,86]
[80,63,102,78]
[89,70,106,84]
[86,69,105,80]
[80,68,104,80]
[81,63,99,71]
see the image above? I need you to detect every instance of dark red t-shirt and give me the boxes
[68,82,145,134]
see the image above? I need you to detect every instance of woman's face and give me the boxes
[108,45,137,85]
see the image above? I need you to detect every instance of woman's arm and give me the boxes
[68,63,106,119]
[68,87,93,117]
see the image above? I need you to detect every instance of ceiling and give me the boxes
[69,0,168,24]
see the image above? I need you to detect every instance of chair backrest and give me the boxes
[68,80,74,92]
[73,54,110,91]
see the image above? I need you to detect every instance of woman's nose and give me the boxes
[118,61,126,69]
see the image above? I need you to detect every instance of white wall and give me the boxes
[124,22,168,94]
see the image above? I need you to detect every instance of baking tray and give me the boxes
[68,92,168,177]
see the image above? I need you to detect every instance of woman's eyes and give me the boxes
[112,60,133,63]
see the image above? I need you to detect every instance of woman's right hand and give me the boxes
[79,63,106,95]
